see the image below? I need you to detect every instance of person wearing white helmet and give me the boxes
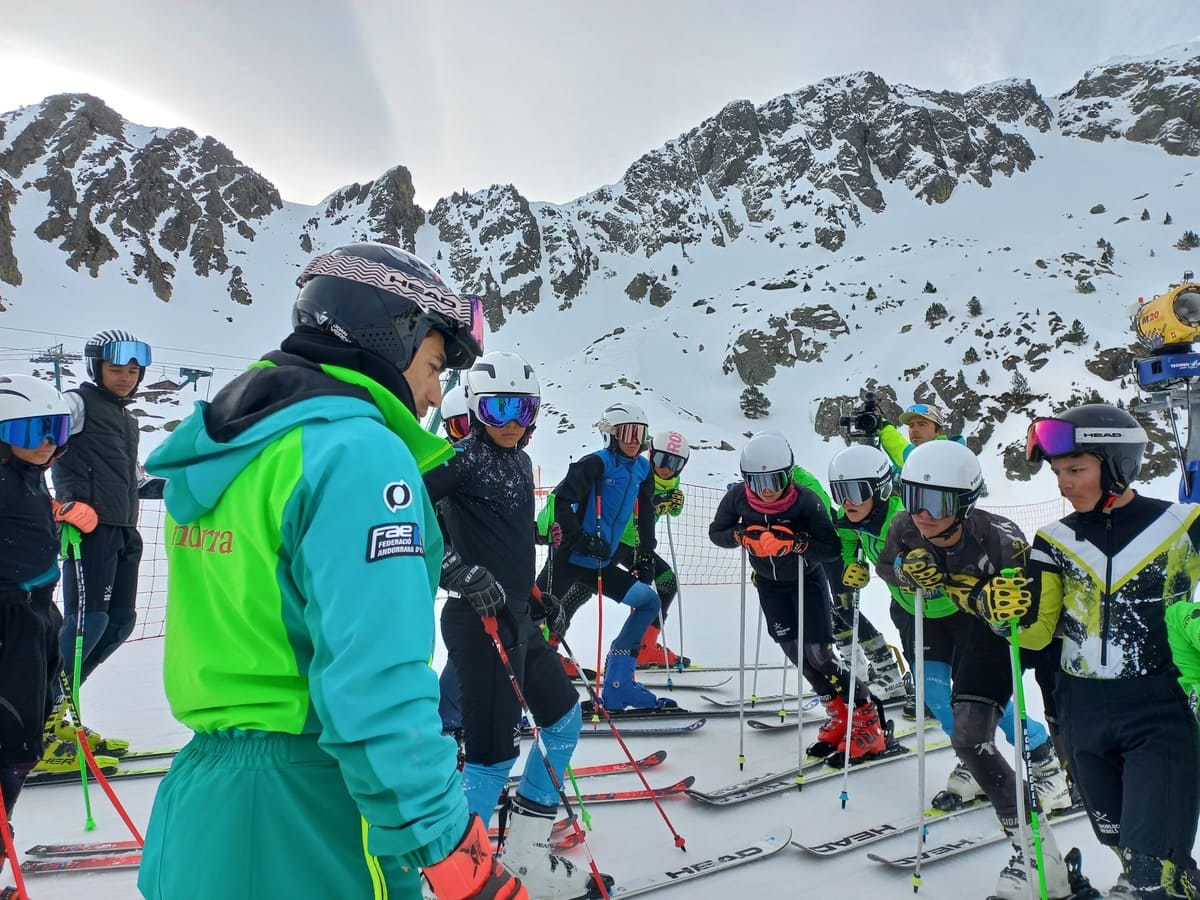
[0,375,94,846]
[877,440,1072,900]
[425,351,604,898]
[439,383,471,441]
[1026,403,1200,899]
[710,431,889,762]
[535,400,674,710]
[607,429,692,669]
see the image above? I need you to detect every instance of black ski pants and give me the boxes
[60,524,142,682]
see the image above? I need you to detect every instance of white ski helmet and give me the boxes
[649,430,690,474]
[740,430,794,495]
[465,351,540,444]
[439,384,470,439]
[899,440,982,521]
[0,374,72,450]
[828,444,893,505]
[597,401,649,450]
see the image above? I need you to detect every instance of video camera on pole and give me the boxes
[839,391,882,446]
[1130,271,1200,502]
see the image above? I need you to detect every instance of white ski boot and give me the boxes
[862,635,908,701]
[994,819,1071,899]
[930,759,987,811]
[1029,742,1073,813]
[501,795,607,899]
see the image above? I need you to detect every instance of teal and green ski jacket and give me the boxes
[145,354,467,869]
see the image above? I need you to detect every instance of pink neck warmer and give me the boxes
[745,483,797,515]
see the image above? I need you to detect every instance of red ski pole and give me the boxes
[558,634,687,852]
[0,792,30,900]
[481,617,610,900]
[593,493,605,705]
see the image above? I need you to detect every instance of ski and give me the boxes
[699,692,799,707]
[120,747,180,761]
[608,826,791,896]
[794,799,1088,858]
[866,805,1089,869]
[27,838,143,858]
[687,728,952,806]
[22,852,142,874]
[632,675,733,691]
[552,718,707,738]
[578,776,694,804]
[578,701,809,722]
[25,762,171,787]
[504,751,667,788]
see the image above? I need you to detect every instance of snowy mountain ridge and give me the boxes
[0,43,1197,497]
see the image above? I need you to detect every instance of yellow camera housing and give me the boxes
[1134,276,1200,351]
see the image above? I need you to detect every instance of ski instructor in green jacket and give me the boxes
[140,244,527,900]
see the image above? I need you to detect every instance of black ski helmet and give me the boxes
[1028,403,1147,501]
[293,243,483,372]
[84,329,152,388]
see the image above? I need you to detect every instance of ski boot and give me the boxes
[601,651,676,710]
[930,759,988,811]
[862,636,909,702]
[806,696,847,758]
[33,737,119,776]
[1063,848,1102,898]
[52,696,130,757]
[501,794,612,899]
[834,634,871,685]
[836,699,888,763]
[635,624,690,669]
[546,634,582,679]
[1030,741,1073,812]
[990,819,1071,899]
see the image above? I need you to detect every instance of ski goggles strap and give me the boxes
[100,340,152,367]
[831,479,875,505]
[463,294,486,358]
[900,482,959,519]
[650,450,687,474]
[475,394,539,428]
[0,414,72,449]
[744,469,790,495]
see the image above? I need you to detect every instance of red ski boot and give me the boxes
[635,625,691,669]
[838,700,888,762]
[806,696,848,758]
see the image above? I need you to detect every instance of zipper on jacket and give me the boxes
[1100,514,1114,668]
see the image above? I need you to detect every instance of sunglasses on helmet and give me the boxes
[744,469,791,496]
[475,394,539,428]
[0,414,72,450]
[650,450,687,474]
[445,413,471,440]
[831,479,876,505]
[100,340,152,367]
[900,482,960,519]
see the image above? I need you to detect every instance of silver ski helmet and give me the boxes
[1026,403,1147,501]
[740,430,794,496]
[899,440,982,523]
[649,430,690,475]
[597,401,649,453]
[828,444,893,505]
[84,329,152,387]
[293,243,484,373]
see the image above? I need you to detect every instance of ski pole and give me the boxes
[1002,569,1046,900]
[795,556,805,791]
[62,525,96,830]
[593,494,605,708]
[738,550,747,771]
[840,582,862,808]
[481,618,610,899]
[0,795,29,900]
[663,516,686,673]
[912,587,926,893]
[557,634,687,852]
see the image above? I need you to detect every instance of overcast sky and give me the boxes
[3,1,1198,208]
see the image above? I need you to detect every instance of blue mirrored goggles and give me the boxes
[0,414,72,449]
[476,394,539,428]
[744,469,790,495]
[100,341,152,367]
[900,482,959,518]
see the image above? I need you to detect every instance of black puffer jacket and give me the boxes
[709,483,840,583]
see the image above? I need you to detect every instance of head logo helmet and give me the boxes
[1027,403,1147,504]
[84,329,151,387]
[293,243,483,373]
[899,441,983,526]
[596,401,649,451]
[828,444,893,504]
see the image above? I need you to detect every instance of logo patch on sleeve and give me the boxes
[384,481,413,511]
[366,522,424,561]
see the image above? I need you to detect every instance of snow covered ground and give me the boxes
[8,559,1177,898]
